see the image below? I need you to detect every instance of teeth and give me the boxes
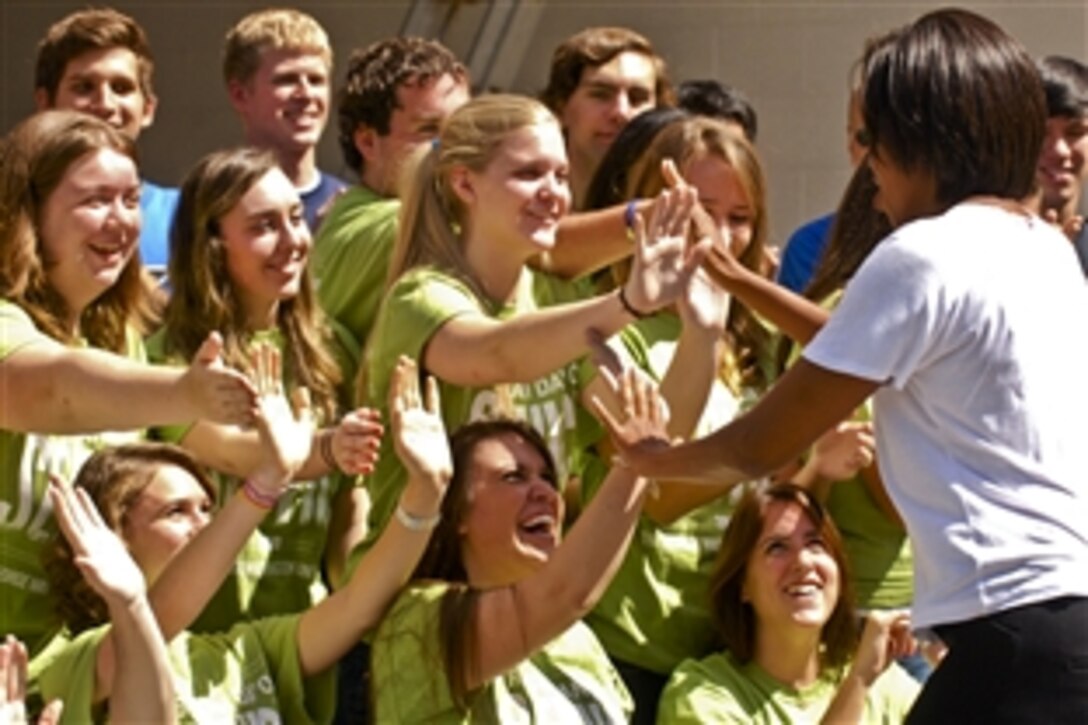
[786,584,819,596]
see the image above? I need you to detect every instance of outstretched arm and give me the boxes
[295,356,450,676]
[0,331,255,434]
[425,188,707,387]
[49,480,174,723]
[599,357,879,487]
[465,368,662,689]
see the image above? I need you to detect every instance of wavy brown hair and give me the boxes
[44,443,216,635]
[708,483,858,669]
[163,147,343,420]
[0,110,152,351]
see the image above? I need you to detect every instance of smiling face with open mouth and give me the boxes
[459,431,563,587]
[39,146,141,320]
[742,500,841,634]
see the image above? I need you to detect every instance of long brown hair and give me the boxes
[412,419,557,710]
[708,483,858,670]
[0,110,152,350]
[624,116,774,393]
[163,147,343,419]
[44,443,216,635]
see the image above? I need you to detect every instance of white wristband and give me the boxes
[395,504,441,531]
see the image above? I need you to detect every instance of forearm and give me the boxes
[429,291,636,387]
[705,256,828,344]
[658,328,722,439]
[323,485,370,589]
[296,477,441,676]
[181,424,328,481]
[148,490,266,638]
[104,597,176,724]
[542,205,635,280]
[1,345,196,434]
[821,670,872,725]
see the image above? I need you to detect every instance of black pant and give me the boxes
[906,596,1088,725]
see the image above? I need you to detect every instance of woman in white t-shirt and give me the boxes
[595,9,1088,724]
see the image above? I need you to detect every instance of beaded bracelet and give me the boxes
[242,477,282,509]
[395,504,441,532]
[319,430,339,472]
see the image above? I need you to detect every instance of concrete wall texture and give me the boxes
[2,0,1086,245]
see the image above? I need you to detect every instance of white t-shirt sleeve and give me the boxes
[803,234,945,390]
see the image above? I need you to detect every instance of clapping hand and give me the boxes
[329,408,383,476]
[181,332,257,427]
[48,476,146,612]
[0,636,63,724]
[248,343,314,491]
[389,356,452,493]
[852,610,917,686]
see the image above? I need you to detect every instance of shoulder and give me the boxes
[659,653,751,723]
[786,213,835,246]
[0,300,52,359]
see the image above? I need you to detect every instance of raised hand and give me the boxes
[0,636,63,724]
[852,610,916,686]
[590,365,673,469]
[329,408,383,475]
[389,356,452,492]
[623,175,709,316]
[1043,208,1085,243]
[248,343,315,489]
[809,421,875,481]
[48,476,146,609]
[180,331,257,426]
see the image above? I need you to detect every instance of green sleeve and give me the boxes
[250,615,338,724]
[38,626,110,725]
[0,300,48,359]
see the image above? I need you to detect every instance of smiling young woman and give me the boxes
[0,111,255,660]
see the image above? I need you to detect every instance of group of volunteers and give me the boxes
[1,4,1086,724]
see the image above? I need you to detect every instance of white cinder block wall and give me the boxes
[2,0,1085,246]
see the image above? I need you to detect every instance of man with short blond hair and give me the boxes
[223,8,346,230]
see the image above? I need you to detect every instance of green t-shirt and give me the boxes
[580,314,749,674]
[146,327,358,631]
[372,582,633,723]
[791,291,913,609]
[311,185,400,347]
[0,300,144,656]
[658,651,919,724]
[39,616,335,724]
[347,266,603,578]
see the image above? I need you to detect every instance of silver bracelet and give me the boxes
[395,503,441,531]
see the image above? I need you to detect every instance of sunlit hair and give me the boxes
[35,8,156,103]
[387,94,559,301]
[222,8,332,85]
[44,443,216,635]
[337,36,467,173]
[862,8,1045,206]
[540,27,674,112]
[708,483,858,669]
[0,111,151,350]
[411,419,557,711]
[624,115,773,393]
[164,147,342,419]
